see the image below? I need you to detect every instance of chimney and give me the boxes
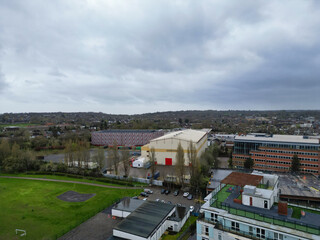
[278,201,288,216]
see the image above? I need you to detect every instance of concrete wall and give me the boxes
[113,229,147,240]
[242,194,271,209]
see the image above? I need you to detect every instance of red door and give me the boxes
[165,158,172,165]
[250,197,253,206]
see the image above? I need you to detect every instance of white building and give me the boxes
[112,200,189,240]
[141,129,209,166]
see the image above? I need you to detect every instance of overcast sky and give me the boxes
[0,0,320,114]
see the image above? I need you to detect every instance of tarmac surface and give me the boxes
[57,191,96,202]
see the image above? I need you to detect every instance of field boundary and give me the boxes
[0,176,141,189]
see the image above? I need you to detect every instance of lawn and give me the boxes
[0,178,141,240]
[1,173,128,187]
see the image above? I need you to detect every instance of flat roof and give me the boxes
[221,172,263,187]
[95,129,162,133]
[114,201,175,238]
[151,129,207,143]
[112,198,144,213]
[235,134,319,144]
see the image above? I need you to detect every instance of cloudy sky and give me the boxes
[0,0,320,114]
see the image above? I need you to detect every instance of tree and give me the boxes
[244,157,254,169]
[94,148,105,172]
[121,149,130,178]
[228,156,233,168]
[212,144,219,169]
[175,143,185,188]
[291,154,300,173]
[0,139,11,171]
[149,147,157,185]
[109,141,120,175]
[187,141,197,182]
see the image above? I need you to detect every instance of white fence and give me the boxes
[103,174,163,186]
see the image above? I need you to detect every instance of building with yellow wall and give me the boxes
[141,129,209,166]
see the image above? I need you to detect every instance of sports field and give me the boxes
[0,178,141,240]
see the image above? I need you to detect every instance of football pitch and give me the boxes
[0,177,141,240]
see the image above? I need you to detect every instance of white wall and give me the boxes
[111,209,131,218]
[242,195,271,209]
[113,229,147,240]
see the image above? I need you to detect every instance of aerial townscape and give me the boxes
[0,1,320,240]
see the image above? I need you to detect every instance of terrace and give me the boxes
[210,184,320,235]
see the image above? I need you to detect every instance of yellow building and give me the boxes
[141,129,209,166]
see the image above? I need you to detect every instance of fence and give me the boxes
[103,174,163,186]
[211,200,320,235]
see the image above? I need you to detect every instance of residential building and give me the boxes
[91,129,165,147]
[197,171,320,240]
[233,133,320,175]
[141,129,209,166]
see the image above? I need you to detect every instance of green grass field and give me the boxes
[0,173,128,187]
[0,178,141,240]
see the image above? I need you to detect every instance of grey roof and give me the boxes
[95,129,161,133]
[114,201,175,238]
[113,198,144,213]
[168,206,187,222]
[235,134,319,145]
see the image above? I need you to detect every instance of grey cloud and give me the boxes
[0,0,320,113]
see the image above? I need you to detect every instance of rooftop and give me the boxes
[235,134,320,144]
[95,129,163,133]
[151,129,207,143]
[220,172,263,187]
[114,201,175,238]
[112,198,144,213]
[210,184,320,235]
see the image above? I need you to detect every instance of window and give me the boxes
[211,213,218,223]
[249,226,253,235]
[257,228,265,239]
[274,233,283,240]
[202,225,209,236]
[231,221,239,231]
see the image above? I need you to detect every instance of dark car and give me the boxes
[140,192,149,197]
[173,190,179,196]
[132,196,139,199]
[187,194,193,200]
[161,189,166,194]
[165,189,171,195]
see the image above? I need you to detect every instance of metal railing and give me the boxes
[211,201,320,235]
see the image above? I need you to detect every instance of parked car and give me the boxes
[173,190,179,196]
[161,189,166,194]
[183,192,189,197]
[190,206,194,212]
[143,198,147,201]
[132,196,139,199]
[167,201,172,204]
[144,189,153,194]
[155,199,160,202]
[187,194,193,200]
[165,189,171,195]
[161,200,165,203]
[140,192,149,197]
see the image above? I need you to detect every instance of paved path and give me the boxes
[0,176,142,189]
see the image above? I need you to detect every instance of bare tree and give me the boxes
[121,149,131,177]
[94,148,105,171]
[109,141,120,175]
[187,141,197,181]
[149,147,157,185]
[175,142,185,188]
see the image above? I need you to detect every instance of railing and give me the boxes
[209,183,226,205]
[211,201,320,235]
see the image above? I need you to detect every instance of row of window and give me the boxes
[255,164,290,170]
[255,154,319,161]
[255,159,319,167]
[263,149,318,156]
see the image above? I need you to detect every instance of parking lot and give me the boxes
[137,186,202,213]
